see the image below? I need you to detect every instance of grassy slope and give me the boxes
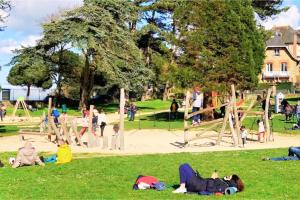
[0,149,298,199]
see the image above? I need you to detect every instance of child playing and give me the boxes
[257,119,265,143]
[240,126,248,147]
[79,110,89,137]
[111,124,120,150]
[43,139,72,164]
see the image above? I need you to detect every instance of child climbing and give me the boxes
[240,126,248,147]
[257,119,265,143]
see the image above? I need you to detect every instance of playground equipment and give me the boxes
[183,84,274,147]
[12,97,31,122]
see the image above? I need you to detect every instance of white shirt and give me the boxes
[258,121,265,133]
[97,113,107,125]
[193,92,203,108]
[241,129,248,139]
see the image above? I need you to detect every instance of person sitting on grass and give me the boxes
[263,146,300,161]
[43,139,72,164]
[11,142,45,168]
[172,163,244,194]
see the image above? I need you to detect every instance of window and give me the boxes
[266,63,273,72]
[281,62,287,71]
[274,48,280,56]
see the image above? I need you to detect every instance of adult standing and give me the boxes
[129,103,137,121]
[192,87,203,126]
[98,109,108,137]
[170,99,179,119]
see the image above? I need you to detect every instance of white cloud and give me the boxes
[5,0,83,34]
[258,5,300,30]
[0,35,42,54]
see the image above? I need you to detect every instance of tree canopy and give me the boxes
[7,47,52,97]
[174,0,265,93]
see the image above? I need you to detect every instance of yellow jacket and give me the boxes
[56,144,72,164]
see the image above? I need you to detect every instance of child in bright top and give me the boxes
[79,110,89,137]
[257,119,265,143]
[240,126,248,147]
[43,139,72,164]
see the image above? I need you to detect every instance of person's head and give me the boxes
[113,124,120,133]
[256,119,260,124]
[99,109,104,114]
[224,174,244,192]
[57,139,66,147]
[240,125,245,131]
[24,141,33,149]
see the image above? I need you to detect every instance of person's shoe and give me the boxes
[172,187,187,194]
[262,157,270,161]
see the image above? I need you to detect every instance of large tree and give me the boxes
[7,47,52,98]
[39,0,151,107]
[174,0,265,93]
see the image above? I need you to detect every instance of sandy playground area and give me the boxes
[0,124,299,155]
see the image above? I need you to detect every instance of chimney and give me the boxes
[293,32,297,57]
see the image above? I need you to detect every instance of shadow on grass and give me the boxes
[142,112,184,122]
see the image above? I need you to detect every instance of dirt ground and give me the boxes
[0,124,299,155]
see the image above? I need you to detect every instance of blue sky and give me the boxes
[0,0,300,86]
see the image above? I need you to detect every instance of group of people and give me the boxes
[6,140,72,168]
[125,102,137,121]
[79,108,108,137]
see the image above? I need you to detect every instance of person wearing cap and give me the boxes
[12,142,44,168]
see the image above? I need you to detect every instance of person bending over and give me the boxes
[173,163,244,194]
[263,146,300,161]
[12,142,44,168]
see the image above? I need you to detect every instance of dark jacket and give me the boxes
[187,175,236,193]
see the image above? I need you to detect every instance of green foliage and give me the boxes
[7,47,52,96]
[39,1,151,105]
[0,149,299,199]
[174,0,265,93]
[252,0,288,20]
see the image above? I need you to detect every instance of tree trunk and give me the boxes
[163,81,170,101]
[26,84,31,100]
[79,53,95,108]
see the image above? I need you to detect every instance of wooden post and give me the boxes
[119,88,125,150]
[231,84,242,146]
[71,118,84,146]
[12,100,20,119]
[264,88,272,142]
[184,91,191,144]
[49,116,62,141]
[217,102,230,145]
[47,97,52,141]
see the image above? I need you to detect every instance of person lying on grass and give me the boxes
[263,146,300,161]
[172,163,244,194]
[11,142,45,168]
[43,139,72,164]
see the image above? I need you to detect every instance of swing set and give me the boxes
[183,85,274,147]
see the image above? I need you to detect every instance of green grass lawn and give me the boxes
[0,125,19,137]
[0,148,298,199]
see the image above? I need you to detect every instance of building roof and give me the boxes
[271,26,300,44]
[266,35,286,47]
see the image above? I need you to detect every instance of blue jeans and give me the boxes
[192,107,200,123]
[271,147,300,161]
[179,163,196,184]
